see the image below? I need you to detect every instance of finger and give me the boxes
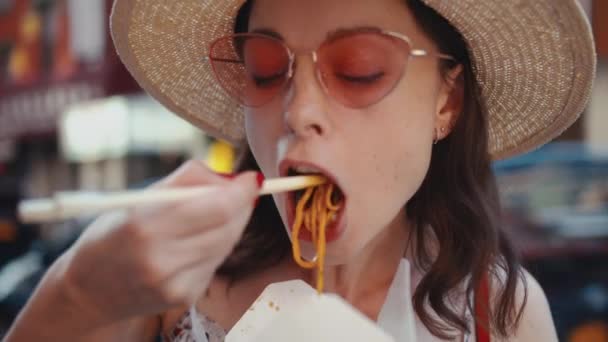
[131,160,242,219]
[142,203,255,288]
[161,208,255,305]
[170,203,256,262]
[144,206,255,302]
[139,171,262,239]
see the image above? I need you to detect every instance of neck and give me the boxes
[312,209,411,304]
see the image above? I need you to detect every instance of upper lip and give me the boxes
[278,159,343,191]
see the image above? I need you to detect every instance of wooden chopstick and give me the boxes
[18,175,326,224]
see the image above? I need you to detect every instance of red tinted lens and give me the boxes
[209,34,290,107]
[317,32,410,108]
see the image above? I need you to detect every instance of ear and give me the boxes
[434,65,464,141]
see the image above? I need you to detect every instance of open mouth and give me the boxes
[285,164,347,243]
[288,168,345,211]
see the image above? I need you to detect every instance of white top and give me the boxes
[166,259,476,342]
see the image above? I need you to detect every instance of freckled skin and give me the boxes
[244,0,451,265]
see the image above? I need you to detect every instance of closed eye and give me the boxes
[251,72,286,87]
[336,72,385,84]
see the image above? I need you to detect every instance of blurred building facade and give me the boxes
[0,0,607,340]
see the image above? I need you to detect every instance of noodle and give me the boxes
[291,182,342,293]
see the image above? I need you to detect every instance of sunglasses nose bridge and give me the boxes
[310,51,329,96]
[287,51,331,103]
[283,54,332,115]
[285,50,296,80]
[283,52,328,99]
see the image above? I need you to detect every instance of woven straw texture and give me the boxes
[110,0,596,160]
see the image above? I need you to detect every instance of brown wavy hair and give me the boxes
[216,0,526,339]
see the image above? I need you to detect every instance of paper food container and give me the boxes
[226,279,396,342]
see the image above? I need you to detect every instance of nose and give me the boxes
[283,56,331,139]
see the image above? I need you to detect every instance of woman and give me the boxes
[6,0,595,341]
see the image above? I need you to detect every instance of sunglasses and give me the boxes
[206,28,455,109]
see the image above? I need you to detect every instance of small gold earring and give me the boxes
[434,127,446,145]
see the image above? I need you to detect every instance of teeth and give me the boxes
[293,165,323,174]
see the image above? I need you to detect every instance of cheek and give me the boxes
[364,112,432,209]
[340,79,437,233]
[360,79,436,177]
[382,70,438,179]
[245,108,293,232]
[382,92,435,202]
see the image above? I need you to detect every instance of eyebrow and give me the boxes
[250,28,284,40]
[326,25,383,40]
[250,25,384,42]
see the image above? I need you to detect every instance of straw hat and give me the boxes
[110,0,596,160]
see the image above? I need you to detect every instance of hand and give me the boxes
[62,160,262,326]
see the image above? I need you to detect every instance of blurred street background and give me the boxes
[0,0,607,340]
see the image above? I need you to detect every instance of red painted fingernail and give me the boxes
[256,172,265,188]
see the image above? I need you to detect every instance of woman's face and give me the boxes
[245,0,457,264]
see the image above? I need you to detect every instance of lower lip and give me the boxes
[287,197,346,243]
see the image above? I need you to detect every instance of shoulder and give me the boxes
[489,268,558,342]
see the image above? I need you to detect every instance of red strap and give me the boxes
[474,272,491,342]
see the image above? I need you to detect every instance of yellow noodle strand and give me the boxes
[291,182,342,293]
[316,210,327,293]
[317,185,326,216]
[310,191,318,243]
[292,187,316,269]
[325,183,341,211]
[318,186,328,237]
[310,187,323,240]
[304,209,313,242]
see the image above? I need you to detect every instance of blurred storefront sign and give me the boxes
[59,96,129,162]
[66,0,106,66]
[0,0,139,141]
[59,95,206,163]
[0,80,105,140]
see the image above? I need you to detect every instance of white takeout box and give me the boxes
[226,279,396,342]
